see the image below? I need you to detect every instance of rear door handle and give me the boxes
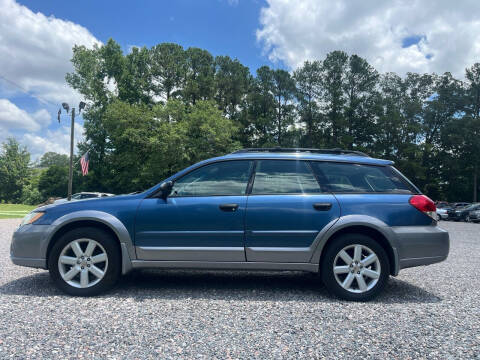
[219,203,239,212]
[313,202,332,211]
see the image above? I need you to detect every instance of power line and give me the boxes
[0,73,58,107]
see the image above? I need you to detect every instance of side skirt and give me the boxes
[130,260,319,273]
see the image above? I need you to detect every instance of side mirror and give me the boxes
[158,181,174,199]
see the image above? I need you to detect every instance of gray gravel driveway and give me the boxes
[0,219,479,359]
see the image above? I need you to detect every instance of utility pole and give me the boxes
[67,107,75,201]
[58,101,85,201]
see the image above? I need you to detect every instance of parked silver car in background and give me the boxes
[53,192,114,204]
[467,209,480,223]
[436,207,449,220]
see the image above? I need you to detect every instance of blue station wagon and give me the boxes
[10,148,449,301]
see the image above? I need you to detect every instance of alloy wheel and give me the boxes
[333,244,381,293]
[57,238,109,288]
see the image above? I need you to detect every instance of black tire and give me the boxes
[48,227,121,296]
[321,233,390,301]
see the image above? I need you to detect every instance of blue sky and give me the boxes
[0,0,281,160]
[1,0,479,160]
[17,0,275,72]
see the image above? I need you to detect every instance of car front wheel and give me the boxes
[48,227,121,296]
[321,233,389,301]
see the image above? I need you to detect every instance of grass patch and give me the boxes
[0,204,37,219]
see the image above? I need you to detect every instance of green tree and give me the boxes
[63,37,480,201]
[39,152,69,168]
[321,51,349,147]
[119,46,152,104]
[245,66,276,146]
[183,48,215,104]
[20,169,44,205]
[150,43,186,100]
[180,100,240,163]
[464,63,480,201]
[214,55,251,119]
[271,69,296,146]
[375,72,433,183]
[0,138,30,203]
[420,73,464,196]
[38,165,68,198]
[343,55,379,149]
[294,60,322,147]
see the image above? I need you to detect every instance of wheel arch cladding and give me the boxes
[320,225,396,275]
[46,220,122,269]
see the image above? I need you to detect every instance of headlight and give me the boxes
[20,212,45,226]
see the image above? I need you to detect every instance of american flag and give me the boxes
[80,152,89,176]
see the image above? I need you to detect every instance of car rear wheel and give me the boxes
[321,233,389,301]
[48,227,121,296]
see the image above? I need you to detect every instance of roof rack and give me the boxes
[232,148,370,157]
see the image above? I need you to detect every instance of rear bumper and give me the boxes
[437,212,448,220]
[391,225,449,271]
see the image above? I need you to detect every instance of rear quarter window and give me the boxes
[310,162,415,194]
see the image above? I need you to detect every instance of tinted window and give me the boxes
[172,161,252,196]
[311,162,414,193]
[81,194,98,199]
[251,160,321,194]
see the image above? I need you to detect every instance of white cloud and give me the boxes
[0,0,101,105]
[0,98,51,132]
[21,122,84,160]
[256,0,480,76]
[31,109,51,127]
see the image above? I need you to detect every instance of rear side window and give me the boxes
[251,160,321,194]
[310,162,415,193]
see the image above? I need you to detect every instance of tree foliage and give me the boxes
[0,138,30,203]
[38,165,68,198]
[62,39,480,201]
[39,152,69,168]
[1,39,474,203]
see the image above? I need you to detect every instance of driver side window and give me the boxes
[171,160,253,197]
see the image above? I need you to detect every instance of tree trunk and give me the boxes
[474,164,478,202]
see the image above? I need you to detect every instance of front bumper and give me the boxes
[10,224,52,269]
[391,225,449,271]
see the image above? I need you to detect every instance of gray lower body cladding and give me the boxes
[391,225,449,270]
[10,223,449,274]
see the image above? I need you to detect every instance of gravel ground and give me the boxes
[0,219,479,359]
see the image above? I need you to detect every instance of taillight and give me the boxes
[409,195,437,220]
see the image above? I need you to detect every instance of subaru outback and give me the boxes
[10,148,449,301]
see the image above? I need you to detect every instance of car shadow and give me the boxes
[0,269,442,304]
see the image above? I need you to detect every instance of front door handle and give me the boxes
[313,202,332,211]
[219,203,239,212]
